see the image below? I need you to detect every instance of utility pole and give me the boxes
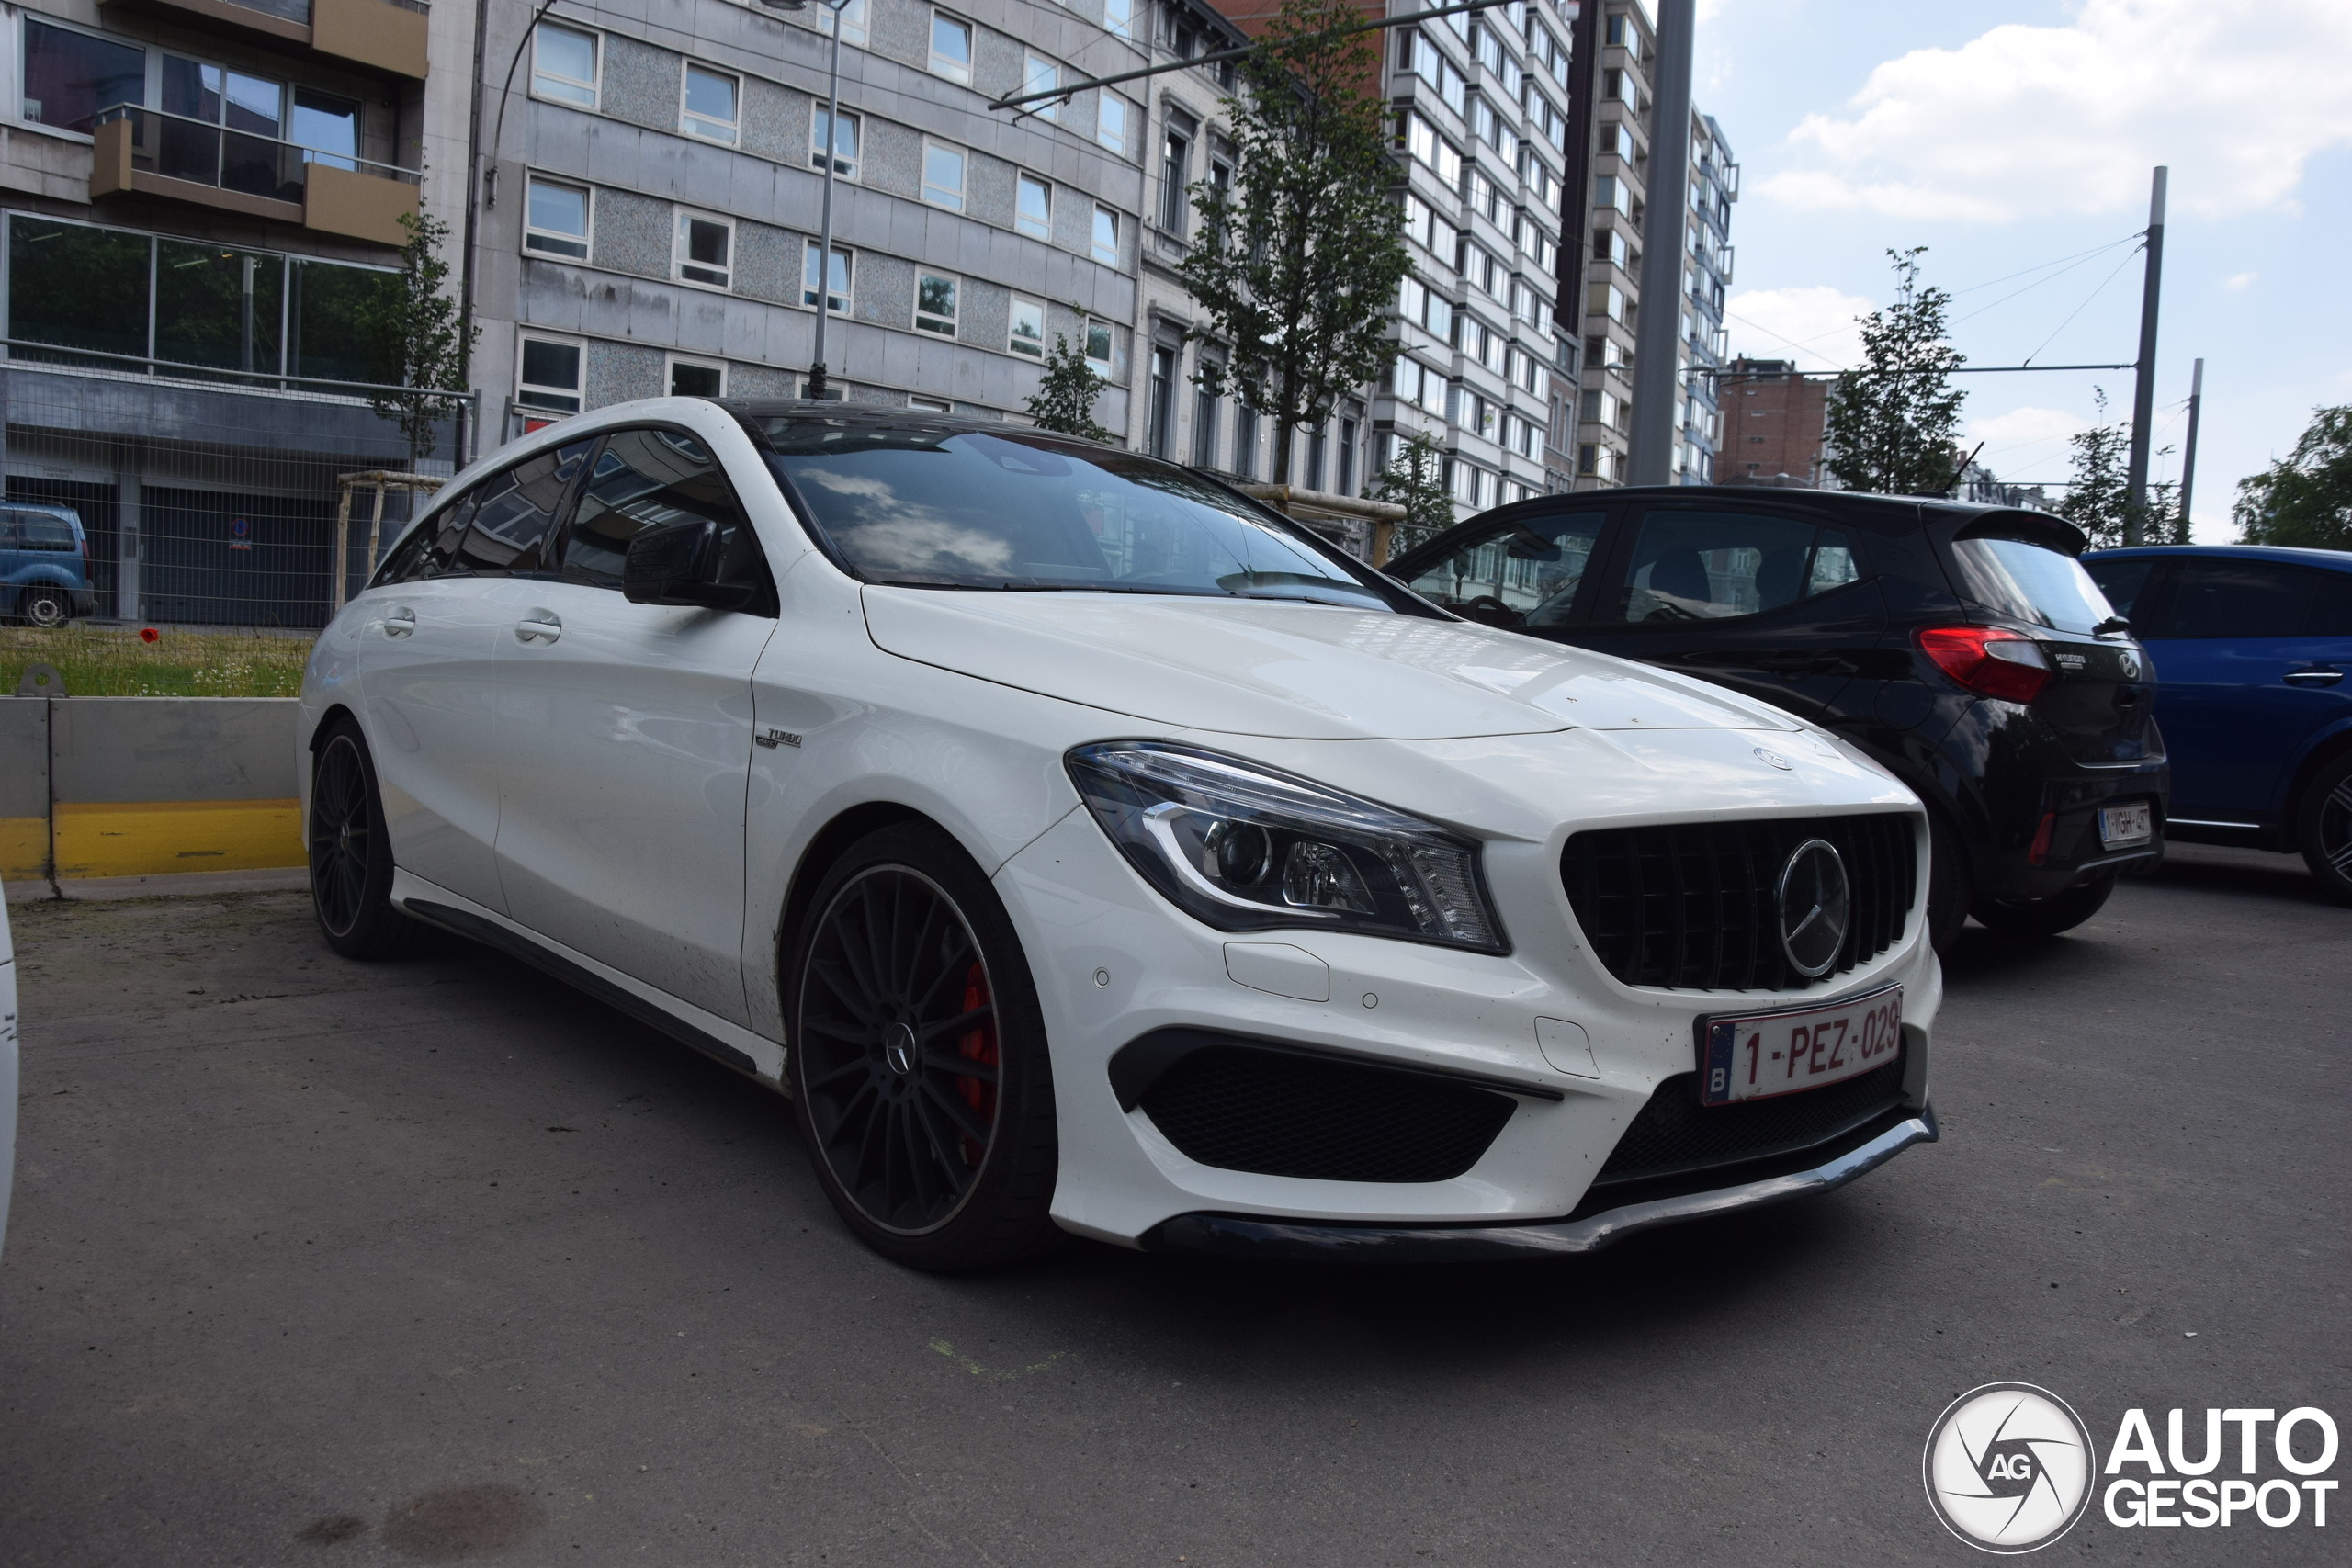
[2176,356,2204,537]
[2123,165,2166,543]
[804,0,853,401]
[1628,0,1695,486]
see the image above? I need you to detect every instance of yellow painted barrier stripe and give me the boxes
[51,798,305,879]
[1,816,47,880]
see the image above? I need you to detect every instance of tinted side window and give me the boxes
[2303,570,2352,637]
[1405,512,1606,627]
[1604,509,1851,625]
[16,512,75,550]
[2082,558,2157,626]
[454,440,592,575]
[2164,560,2318,639]
[562,428,757,590]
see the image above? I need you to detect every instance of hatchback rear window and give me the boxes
[1948,534,2118,635]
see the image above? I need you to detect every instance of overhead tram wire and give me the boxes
[1951,235,2142,327]
[2018,245,2147,367]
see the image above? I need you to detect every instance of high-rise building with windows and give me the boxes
[1677,109,1736,483]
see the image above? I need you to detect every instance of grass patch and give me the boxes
[1,625,313,697]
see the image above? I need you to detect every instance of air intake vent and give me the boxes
[1592,1062,1907,1190]
[1137,1045,1517,1184]
[1561,812,1917,991]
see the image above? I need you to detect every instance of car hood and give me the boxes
[861,588,1796,740]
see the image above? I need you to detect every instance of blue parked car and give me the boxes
[2,502,96,627]
[2083,545,2352,903]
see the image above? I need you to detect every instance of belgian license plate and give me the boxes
[2099,801,2154,848]
[1700,985,1903,1106]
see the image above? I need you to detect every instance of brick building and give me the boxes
[1718,356,1826,486]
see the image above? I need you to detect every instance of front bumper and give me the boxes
[1145,1103,1939,1261]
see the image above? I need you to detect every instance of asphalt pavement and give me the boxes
[1,841,2345,1567]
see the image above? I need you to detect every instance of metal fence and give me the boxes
[1,355,468,628]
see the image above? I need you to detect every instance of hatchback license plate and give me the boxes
[2099,801,2154,848]
[1700,986,1903,1106]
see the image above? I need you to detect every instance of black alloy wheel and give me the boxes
[1970,874,2116,939]
[788,823,1059,1269]
[307,716,423,959]
[17,586,70,628]
[2298,753,2352,907]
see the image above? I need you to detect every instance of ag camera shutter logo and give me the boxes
[1923,1382,2098,1552]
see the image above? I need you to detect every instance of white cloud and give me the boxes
[1758,0,2352,222]
[1724,285,1873,372]
[1964,405,2095,471]
[2224,271,2258,290]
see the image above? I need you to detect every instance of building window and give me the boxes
[922,141,966,210]
[1024,54,1059,119]
[803,241,851,313]
[1146,346,1175,457]
[817,0,868,48]
[682,63,738,144]
[524,177,590,259]
[1233,401,1259,479]
[532,23,599,108]
[1084,320,1113,378]
[1016,175,1052,241]
[1104,0,1135,39]
[929,13,972,85]
[518,333,584,413]
[675,212,731,288]
[1098,93,1131,156]
[811,107,859,178]
[914,273,958,337]
[21,19,144,136]
[1009,295,1046,357]
[1159,130,1190,231]
[910,395,952,412]
[1306,425,1326,491]
[669,355,725,397]
[1192,379,1218,468]
[1091,206,1119,266]
[1338,418,1357,495]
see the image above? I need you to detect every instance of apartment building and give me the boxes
[1568,0,1643,488]
[1675,108,1732,481]
[0,0,447,623]
[1718,355,1827,485]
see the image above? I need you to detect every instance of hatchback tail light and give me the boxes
[1917,626,2051,703]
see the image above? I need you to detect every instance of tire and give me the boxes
[17,586,70,628]
[1925,804,1972,953]
[1970,874,2116,939]
[2296,752,2352,906]
[307,716,425,959]
[785,822,1060,1270]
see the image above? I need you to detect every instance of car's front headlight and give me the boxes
[1065,742,1508,953]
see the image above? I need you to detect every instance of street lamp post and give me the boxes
[807,0,853,401]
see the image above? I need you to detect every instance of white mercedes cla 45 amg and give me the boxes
[299,400,1939,1269]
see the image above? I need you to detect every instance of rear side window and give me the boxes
[561,427,760,591]
[1603,509,1858,625]
[1404,512,1606,627]
[13,511,75,550]
[1947,534,2116,635]
[454,440,593,575]
[2155,558,2352,640]
[2081,557,2157,625]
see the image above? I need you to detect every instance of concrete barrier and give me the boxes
[1,697,301,880]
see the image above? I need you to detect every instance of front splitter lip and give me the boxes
[1143,1102,1939,1262]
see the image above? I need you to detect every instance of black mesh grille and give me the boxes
[1138,1047,1517,1183]
[1593,1062,1906,1189]
[1561,812,1917,991]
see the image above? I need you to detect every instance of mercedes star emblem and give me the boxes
[1776,839,1851,978]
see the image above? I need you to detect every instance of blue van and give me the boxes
[2083,545,2352,903]
[2,503,96,627]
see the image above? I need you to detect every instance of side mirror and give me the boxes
[622,518,756,610]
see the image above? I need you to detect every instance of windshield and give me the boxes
[1948,534,2120,635]
[753,419,1393,608]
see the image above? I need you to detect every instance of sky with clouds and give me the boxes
[1694,0,2352,538]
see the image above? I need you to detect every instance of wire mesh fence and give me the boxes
[1,359,466,630]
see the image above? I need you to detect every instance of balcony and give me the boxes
[91,106,418,247]
[96,0,428,80]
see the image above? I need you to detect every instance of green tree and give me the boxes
[2058,389,2187,547]
[2235,405,2352,550]
[355,209,476,471]
[1023,333,1113,442]
[1364,428,1452,555]
[1179,0,1412,485]
[1824,247,1967,496]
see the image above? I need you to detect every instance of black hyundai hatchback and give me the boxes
[1385,486,2167,949]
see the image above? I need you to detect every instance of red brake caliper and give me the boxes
[955,961,998,1167]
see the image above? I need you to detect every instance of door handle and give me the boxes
[384,607,415,637]
[514,611,562,645]
[2284,666,2342,687]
